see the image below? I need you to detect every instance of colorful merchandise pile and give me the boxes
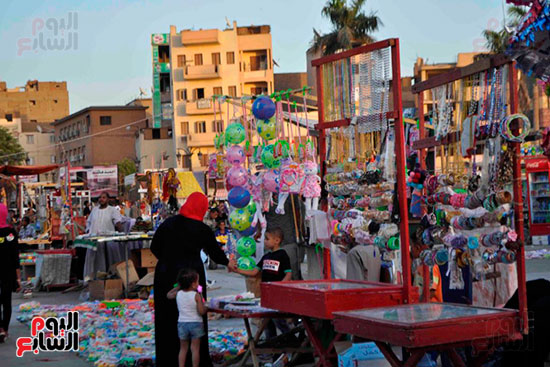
[17,300,247,366]
[208,88,317,268]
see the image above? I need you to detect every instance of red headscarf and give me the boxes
[0,203,9,228]
[179,192,208,221]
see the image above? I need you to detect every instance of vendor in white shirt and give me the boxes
[86,192,124,235]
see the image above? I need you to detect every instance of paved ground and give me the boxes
[2,257,550,366]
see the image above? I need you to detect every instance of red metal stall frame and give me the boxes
[312,38,413,304]
[411,55,529,335]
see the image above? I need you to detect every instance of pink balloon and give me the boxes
[226,145,245,165]
[263,169,280,193]
[227,165,248,187]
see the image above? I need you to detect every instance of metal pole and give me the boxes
[509,63,528,335]
[125,242,129,298]
[391,39,413,304]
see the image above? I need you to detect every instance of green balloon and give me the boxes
[236,237,256,257]
[214,133,224,149]
[225,123,246,144]
[229,208,252,231]
[261,144,281,169]
[245,200,257,215]
[237,256,256,271]
[257,118,277,141]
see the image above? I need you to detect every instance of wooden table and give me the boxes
[334,303,523,367]
[208,306,312,367]
[261,279,419,367]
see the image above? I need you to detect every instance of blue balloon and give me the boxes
[252,96,276,120]
[228,186,251,208]
[238,225,257,237]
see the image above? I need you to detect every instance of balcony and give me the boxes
[185,99,214,115]
[181,29,219,45]
[184,64,220,80]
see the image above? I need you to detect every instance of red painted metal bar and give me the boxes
[509,63,528,335]
[311,39,394,67]
[412,54,511,94]
[391,39,413,303]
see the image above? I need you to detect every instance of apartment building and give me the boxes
[0,80,69,123]
[152,21,274,171]
[53,106,147,167]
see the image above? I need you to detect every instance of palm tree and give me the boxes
[483,5,527,53]
[312,0,382,56]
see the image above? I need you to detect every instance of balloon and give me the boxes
[229,208,252,231]
[263,169,280,193]
[225,123,246,144]
[245,200,257,215]
[252,96,276,120]
[226,145,245,165]
[237,256,256,271]
[236,236,256,257]
[261,144,281,169]
[228,187,251,208]
[257,118,277,141]
[214,133,224,149]
[239,226,257,237]
[226,165,248,187]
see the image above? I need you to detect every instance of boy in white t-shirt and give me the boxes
[167,269,206,367]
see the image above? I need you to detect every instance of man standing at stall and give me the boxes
[86,192,124,235]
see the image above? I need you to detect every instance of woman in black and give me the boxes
[151,192,236,367]
[0,203,21,342]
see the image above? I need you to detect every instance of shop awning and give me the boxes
[0,164,59,176]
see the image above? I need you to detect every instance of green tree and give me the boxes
[312,0,382,56]
[117,157,137,179]
[483,5,527,53]
[0,126,25,165]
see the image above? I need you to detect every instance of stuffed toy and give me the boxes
[301,160,321,216]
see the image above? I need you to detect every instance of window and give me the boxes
[199,153,209,167]
[252,86,267,95]
[158,45,170,63]
[30,119,37,123]
[29,100,36,106]
[54,99,58,104]
[212,52,221,65]
[5,114,12,122]
[177,55,186,68]
[194,121,206,133]
[26,135,34,144]
[27,157,34,165]
[213,86,223,96]
[51,155,56,163]
[177,89,187,101]
[228,86,237,97]
[193,88,205,100]
[160,73,170,93]
[152,128,161,139]
[226,52,235,64]
[194,54,203,66]
[50,135,55,143]
[212,120,224,133]
[100,116,112,125]
[180,121,189,135]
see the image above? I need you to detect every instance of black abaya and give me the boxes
[151,215,229,367]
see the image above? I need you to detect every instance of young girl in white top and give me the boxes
[167,268,207,367]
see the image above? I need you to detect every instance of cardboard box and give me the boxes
[112,260,139,289]
[131,249,158,268]
[89,279,123,301]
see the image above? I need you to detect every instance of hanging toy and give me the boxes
[226,145,246,165]
[225,122,246,145]
[228,186,251,209]
[207,154,218,179]
[248,173,266,228]
[216,154,227,179]
[236,236,256,257]
[275,160,304,214]
[229,208,253,231]
[257,118,277,141]
[226,165,248,187]
[252,96,276,120]
[263,169,280,193]
[261,144,281,169]
[301,160,321,216]
[407,164,427,218]
[214,133,225,150]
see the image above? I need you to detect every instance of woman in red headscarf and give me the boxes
[0,203,21,342]
[151,192,236,367]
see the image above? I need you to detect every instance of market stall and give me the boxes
[333,54,529,366]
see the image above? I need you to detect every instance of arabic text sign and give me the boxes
[16,312,79,356]
[17,12,79,56]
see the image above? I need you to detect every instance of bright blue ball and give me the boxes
[228,187,251,208]
[252,97,276,120]
[238,226,257,237]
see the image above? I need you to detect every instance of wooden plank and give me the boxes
[311,39,395,66]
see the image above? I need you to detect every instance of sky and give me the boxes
[0,0,510,113]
